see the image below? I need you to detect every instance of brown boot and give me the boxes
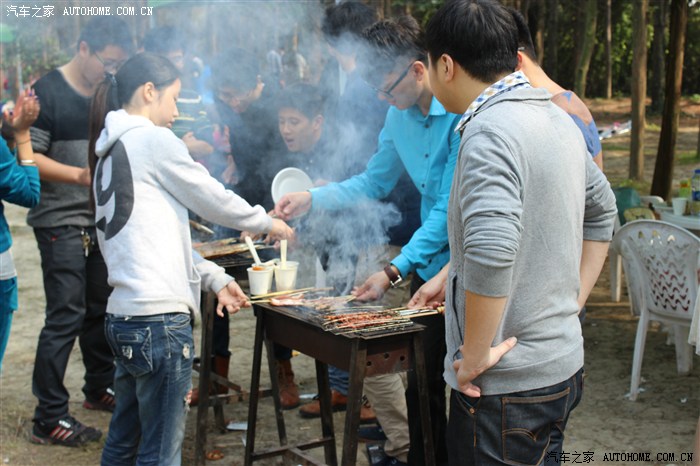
[190,355,230,407]
[277,359,300,410]
[213,355,230,395]
[299,389,347,418]
[299,391,377,423]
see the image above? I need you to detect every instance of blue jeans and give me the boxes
[328,365,349,395]
[0,277,17,374]
[447,368,583,466]
[101,312,194,466]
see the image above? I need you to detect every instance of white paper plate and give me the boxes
[271,167,313,203]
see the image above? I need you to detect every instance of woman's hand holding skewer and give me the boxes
[216,281,250,316]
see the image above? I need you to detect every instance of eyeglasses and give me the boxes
[93,52,125,74]
[366,61,414,99]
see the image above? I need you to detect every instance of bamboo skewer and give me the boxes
[249,287,333,301]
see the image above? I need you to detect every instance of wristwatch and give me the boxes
[383,264,403,288]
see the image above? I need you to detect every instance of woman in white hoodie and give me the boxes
[88,53,294,466]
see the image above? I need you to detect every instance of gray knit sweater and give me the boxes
[444,87,616,395]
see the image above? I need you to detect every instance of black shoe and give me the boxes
[31,416,102,447]
[379,457,408,466]
[83,387,116,412]
[358,424,388,442]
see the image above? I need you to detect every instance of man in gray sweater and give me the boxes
[424,1,617,464]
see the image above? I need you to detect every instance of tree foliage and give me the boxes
[2,0,700,99]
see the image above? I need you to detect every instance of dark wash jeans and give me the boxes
[32,226,114,423]
[101,312,194,466]
[447,368,584,466]
[407,274,448,466]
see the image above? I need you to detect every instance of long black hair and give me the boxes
[88,52,179,208]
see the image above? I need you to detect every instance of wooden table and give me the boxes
[244,302,435,466]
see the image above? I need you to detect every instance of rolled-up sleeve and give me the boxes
[459,131,522,298]
[583,156,617,241]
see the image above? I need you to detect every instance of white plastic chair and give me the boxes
[610,216,624,302]
[639,195,666,207]
[611,220,700,401]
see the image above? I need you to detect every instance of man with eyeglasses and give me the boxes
[26,17,133,447]
[275,16,458,466]
[211,47,282,209]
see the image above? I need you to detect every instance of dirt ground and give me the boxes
[1,98,700,466]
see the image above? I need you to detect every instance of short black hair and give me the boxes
[77,17,134,55]
[358,16,425,87]
[509,7,537,62]
[277,83,324,120]
[141,26,187,56]
[322,1,376,55]
[212,47,260,92]
[425,0,519,84]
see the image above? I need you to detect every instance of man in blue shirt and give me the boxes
[275,16,459,466]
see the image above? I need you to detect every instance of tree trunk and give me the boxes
[604,0,612,99]
[630,0,648,181]
[650,0,667,114]
[697,117,700,160]
[572,1,585,79]
[650,0,688,200]
[534,0,546,63]
[520,0,530,17]
[573,0,597,97]
[544,0,559,80]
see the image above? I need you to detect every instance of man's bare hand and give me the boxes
[274,192,312,221]
[182,132,214,158]
[453,337,517,397]
[351,271,390,302]
[408,274,446,309]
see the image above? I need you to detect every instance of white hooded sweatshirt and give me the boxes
[94,109,272,317]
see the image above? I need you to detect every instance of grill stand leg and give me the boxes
[244,309,265,466]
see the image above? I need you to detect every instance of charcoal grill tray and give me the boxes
[269,300,417,338]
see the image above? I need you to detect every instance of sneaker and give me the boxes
[31,416,102,447]
[83,387,116,412]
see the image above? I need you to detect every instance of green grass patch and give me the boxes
[602,143,629,151]
[608,178,652,193]
[645,122,661,131]
[676,150,700,166]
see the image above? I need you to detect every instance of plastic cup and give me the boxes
[247,266,273,296]
[274,261,299,292]
[672,197,688,215]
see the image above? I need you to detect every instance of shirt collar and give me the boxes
[408,96,447,120]
[455,70,531,133]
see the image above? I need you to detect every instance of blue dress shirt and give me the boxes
[310,97,460,281]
